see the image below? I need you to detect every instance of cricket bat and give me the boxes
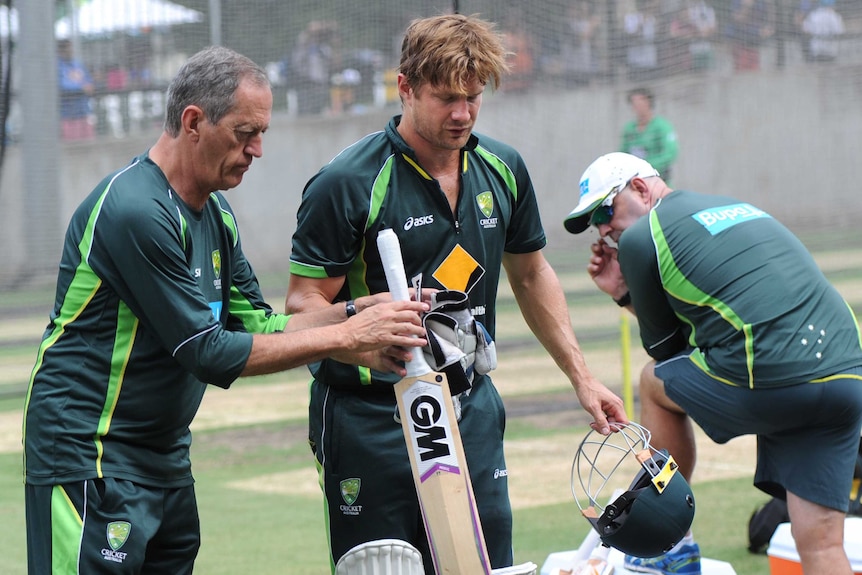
[377,228,493,575]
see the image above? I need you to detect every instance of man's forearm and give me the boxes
[512,265,594,387]
[283,295,378,332]
[242,325,347,376]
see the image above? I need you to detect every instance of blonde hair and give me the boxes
[399,14,510,94]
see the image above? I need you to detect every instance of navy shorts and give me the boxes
[655,352,862,512]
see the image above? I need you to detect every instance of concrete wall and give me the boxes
[2,64,860,286]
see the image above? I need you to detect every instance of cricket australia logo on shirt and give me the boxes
[340,478,362,516]
[207,249,223,321]
[211,249,222,289]
[102,521,131,564]
[476,191,498,229]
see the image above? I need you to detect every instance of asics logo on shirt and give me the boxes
[403,214,434,231]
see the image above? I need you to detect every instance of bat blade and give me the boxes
[395,370,491,574]
[377,228,492,574]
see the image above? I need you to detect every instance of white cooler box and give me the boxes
[767,517,862,575]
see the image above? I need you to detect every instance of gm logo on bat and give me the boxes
[404,380,461,481]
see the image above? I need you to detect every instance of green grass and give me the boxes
[0,453,25,574]
[193,428,332,574]
[196,433,772,575]
[513,477,771,574]
[0,424,774,575]
[5,239,859,573]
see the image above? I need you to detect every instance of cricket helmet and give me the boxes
[571,422,695,558]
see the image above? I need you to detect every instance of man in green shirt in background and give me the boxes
[621,86,679,183]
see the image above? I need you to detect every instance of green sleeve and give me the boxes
[648,117,679,174]
[620,121,636,153]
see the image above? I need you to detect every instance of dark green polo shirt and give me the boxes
[290,115,546,388]
[24,153,289,487]
[619,190,862,388]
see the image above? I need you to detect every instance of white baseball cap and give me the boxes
[564,152,660,234]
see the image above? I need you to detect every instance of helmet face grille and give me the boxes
[572,422,651,512]
[571,422,696,558]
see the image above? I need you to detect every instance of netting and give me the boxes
[1,0,861,347]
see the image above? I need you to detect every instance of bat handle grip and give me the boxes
[378,229,411,303]
[376,229,432,377]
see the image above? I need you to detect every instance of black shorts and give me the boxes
[25,478,200,574]
[656,352,862,511]
[309,375,513,573]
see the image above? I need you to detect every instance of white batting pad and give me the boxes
[335,539,424,575]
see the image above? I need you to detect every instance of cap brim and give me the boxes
[563,197,604,234]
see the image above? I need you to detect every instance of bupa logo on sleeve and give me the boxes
[692,203,771,235]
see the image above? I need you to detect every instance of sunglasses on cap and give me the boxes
[588,180,630,227]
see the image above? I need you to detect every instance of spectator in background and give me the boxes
[802,0,845,62]
[620,87,679,184]
[329,67,361,115]
[667,1,718,74]
[684,0,717,70]
[794,0,815,61]
[667,4,697,74]
[127,34,153,88]
[290,20,339,115]
[727,0,774,71]
[104,63,128,91]
[500,7,536,93]
[57,39,95,141]
[623,0,663,81]
[560,0,601,87]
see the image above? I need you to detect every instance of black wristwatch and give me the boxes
[614,292,632,307]
[345,300,357,317]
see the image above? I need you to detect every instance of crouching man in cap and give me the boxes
[565,151,862,575]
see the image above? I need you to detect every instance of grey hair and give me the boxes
[163,46,270,137]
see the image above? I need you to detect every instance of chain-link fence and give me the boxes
[1,0,861,307]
